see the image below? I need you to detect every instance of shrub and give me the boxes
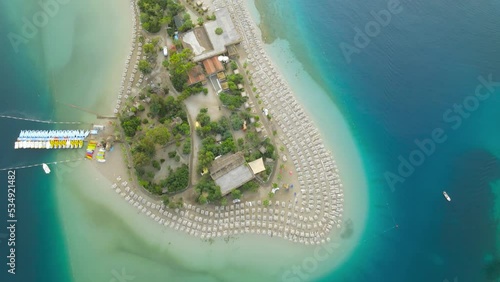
[138,60,152,74]
[161,165,189,193]
[215,27,223,35]
[152,160,160,170]
[168,151,177,158]
[183,138,191,154]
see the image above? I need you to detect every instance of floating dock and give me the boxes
[14,130,89,149]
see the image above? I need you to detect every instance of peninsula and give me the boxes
[100,0,344,245]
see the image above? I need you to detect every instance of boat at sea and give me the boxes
[443,191,451,201]
[42,163,51,174]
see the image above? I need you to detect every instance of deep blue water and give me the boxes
[2,0,500,281]
[0,7,71,282]
[285,0,500,281]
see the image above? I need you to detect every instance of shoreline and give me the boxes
[47,0,365,280]
[244,0,369,235]
[243,0,369,257]
[88,0,346,247]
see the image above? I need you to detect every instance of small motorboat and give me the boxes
[42,163,51,174]
[443,191,451,202]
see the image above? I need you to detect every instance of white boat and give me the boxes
[443,191,451,202]
[42,163,51,174]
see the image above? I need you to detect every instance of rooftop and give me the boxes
[187,65,207,85]
[248,158,266,174]
[174,15,185,30]
[180,7,241,62]
[210,152,254,195]
[202,56,225,75]
[180,27,212,57]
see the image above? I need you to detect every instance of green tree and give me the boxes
[220,137,236,154]
[161,165,189,192]
[196,109,211,126]
[220,93,245,109]
[230,114,243,130]
[221,198,228,206]
[199,150,215,169]
[263,199,269,207]
[181,122,191,135]
[182,138,191,154]
[198,194,208,204]
[168,49,195,91]
[146,125,170,144]
[230,61,238,70]
[231,189,242,199]
[215,27,223,35]
[143,43,155,54]
[195,177,221,202]
[139,60,152,74]
[133,137,156,157]
[121,116,141,137]
[137,0,171,33]
[152,160,161,170]
[179,20,194,32]
[132,151,149,167]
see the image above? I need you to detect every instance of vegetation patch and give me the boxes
[138,0,184,33]
[161,165,189,193]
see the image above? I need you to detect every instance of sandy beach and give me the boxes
[74,0,348,247]
[43,0,369,280]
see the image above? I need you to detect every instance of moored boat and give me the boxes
[443,191,451,202]
[42,163,51,174]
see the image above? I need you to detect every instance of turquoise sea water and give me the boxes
[0,3,71,281]
[0,0,131,280]
[254,0,500,281]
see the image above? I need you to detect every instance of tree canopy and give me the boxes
[231,189,241,199]
[139,60,152,74]
[138,0,184,33]
[161,165,189,193]
[121,116,141,137]
[168,48,195,91]
[195,177,222,203]
[145,125,171,145]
